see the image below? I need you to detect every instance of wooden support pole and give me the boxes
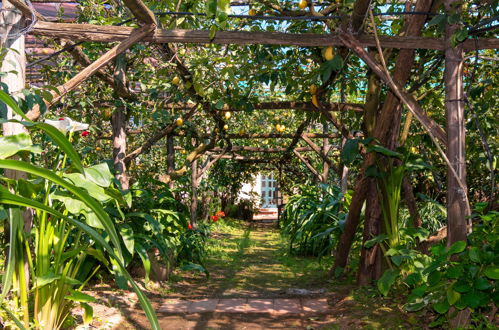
[322,123,330,183]
[167,135,175,189]
[444,0,469,246]
[190,158,198,225]
[32,22,499,51]
[111,54,130,190]
[1,3,31,327]
[26,23,155,121]
[293,149,321,180]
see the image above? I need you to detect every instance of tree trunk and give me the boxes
[112,54,129,190]
[444,0,469,245]
[322,123,330,183]
[358,179,383,285]
[331,0,434,276]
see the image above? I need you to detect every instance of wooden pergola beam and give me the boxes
[32,22,499,51]
[26,24,155,121]
[191,132,343,139]
[122,0,156,25]
[208,146,318,153]
[162,101,364,112]
[293,149,322,180]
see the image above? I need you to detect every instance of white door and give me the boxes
[260,174,277,208]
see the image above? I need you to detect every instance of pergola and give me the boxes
[1,0,497,286]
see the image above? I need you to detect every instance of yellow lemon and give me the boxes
[280,125,286,132]
[312,95,319,107]
[225,111,232,120]
[175,118,184,126]
[96,147,102,151]
[180,149,186,154]
[239,129,246,136]
[223,124,229,130]
[309,84,317,95]
[172,76,180,85]
[249,9,256,16]
[323,46,334,61]
[298,0,307,9]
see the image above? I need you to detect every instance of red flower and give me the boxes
[188,223,193,230]
[81,130,90,137]
[58,117,65,121]
[211,215,218,222]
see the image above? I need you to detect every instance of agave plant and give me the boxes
[0,91,159,329]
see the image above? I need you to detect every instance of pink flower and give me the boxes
[81,130,90,137]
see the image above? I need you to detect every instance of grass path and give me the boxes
[169,220,331,298]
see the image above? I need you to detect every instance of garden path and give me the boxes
[85,220,412,329]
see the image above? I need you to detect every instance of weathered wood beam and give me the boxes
[32,22,499,51]
[293,149,322,180]
[163,101,364,112]
[122,0,156,25]
[339,31,448,146]
[26,24,155,121]
[176,132,342,139]
[208,146,317,153]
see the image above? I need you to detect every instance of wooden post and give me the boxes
[111,54,129,190]
[190,158,198,225]
[444,0,469,245]
[1,3,31,326]
[322,123,330,183]
[167,135,175,189]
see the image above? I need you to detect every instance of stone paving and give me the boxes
[158,298,329,315]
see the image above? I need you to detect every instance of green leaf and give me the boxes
[0,133,42,159]
[340,139,360,164]
[0,208,21,301]
[404,300,425,312]
[119,224,135,256]
[377,269,400,296]
[483,266,499,280]
[84,163,114,187]
[454,281,471,293]
[428,14,445,26]
[474,277,492,291]
[433,299,449,314]
[65,290,96,303]
[428,271,442,287]
[0,89,29,121]
[364,234,388,248]
[206,0,217,18]
[447,287,461,305]
[64,173,111,202]
[33,272,61,290]
[135,242,151,283]
[367,144,402,158]
[468,247,480,263]
[81,302,93,325]
[446,241,466,255]
[446,265,463,279]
